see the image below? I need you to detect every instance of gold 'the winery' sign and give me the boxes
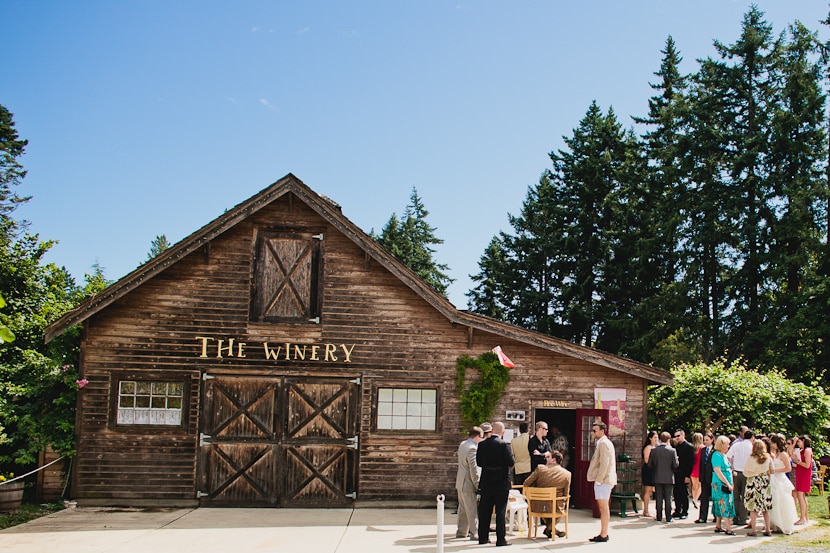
[195,336,356,363]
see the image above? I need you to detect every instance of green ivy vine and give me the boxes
[455,351,511,428]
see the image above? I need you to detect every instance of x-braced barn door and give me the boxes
[198,375,281,506]
[283,377,359,506]
[198,374,359,507]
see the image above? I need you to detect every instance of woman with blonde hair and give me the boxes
[711,435,736,535]
[744,439,772,536]
[690,432,704,507]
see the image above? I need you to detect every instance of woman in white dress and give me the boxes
[768,434,797,534]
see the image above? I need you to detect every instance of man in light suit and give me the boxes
[456,426,483,540]
[511,422,531,485]
[649,431,679,523]
[477,421,515,547]
[586,421,616,543]
[524,450,572,538]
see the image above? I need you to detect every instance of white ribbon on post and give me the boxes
[436,494,445,553]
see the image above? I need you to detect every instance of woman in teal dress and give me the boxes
[711,435,736,535]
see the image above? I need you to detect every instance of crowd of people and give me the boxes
[454,419,613,546]
[456,421,817,547]
[641,426,815,536]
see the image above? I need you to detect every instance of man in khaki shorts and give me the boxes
[586,421,616,543]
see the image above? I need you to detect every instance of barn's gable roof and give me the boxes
[45,174,673,385]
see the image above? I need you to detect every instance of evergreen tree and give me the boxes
[0,104,30,226]
[470,102,647,349]
[760,21,828,382]
[631,36,694,364]
[550,102,644,348]
[147,234,172,260]
[375,188,454,296]
[497,173,569,335]
[703,6,780,359]
[466,235,509,320]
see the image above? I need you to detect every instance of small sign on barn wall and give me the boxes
[505,410,526,421]
[594,387,626,436]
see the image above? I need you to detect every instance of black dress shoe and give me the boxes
[695,519,706,523]
[589,535,609,542]
[543,527,552,538]
[555,530,566,538]
[495,542,512,547]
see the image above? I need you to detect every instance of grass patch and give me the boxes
[0,502,64,530]
[807,491,829,523]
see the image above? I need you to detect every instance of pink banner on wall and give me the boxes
[594,388,626,436]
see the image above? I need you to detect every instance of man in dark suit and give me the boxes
[672,429,695,519]
[695,432,715,524]
[477,421,515,547]
[648,431,678,522]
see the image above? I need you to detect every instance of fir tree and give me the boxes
[375,188,454,296]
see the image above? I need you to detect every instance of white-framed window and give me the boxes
[376,387,437,431]
[117,380,183,426]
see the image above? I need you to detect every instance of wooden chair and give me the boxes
[523,486,569,541]
[813,464,827,496]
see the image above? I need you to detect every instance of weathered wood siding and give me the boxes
[73,193,649,505]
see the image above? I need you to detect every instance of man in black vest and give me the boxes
[695,432,715,524]
[672,429,696,519]
[477,421,515,547]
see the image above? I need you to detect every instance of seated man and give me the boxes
[523,450,571,537]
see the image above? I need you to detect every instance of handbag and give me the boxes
[721,483,731,494]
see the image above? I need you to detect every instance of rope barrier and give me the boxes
[0,455,66,486]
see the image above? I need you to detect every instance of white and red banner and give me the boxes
[492,345,516,368]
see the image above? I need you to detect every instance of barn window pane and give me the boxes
[375,387,438,431]
[117,379,185,427]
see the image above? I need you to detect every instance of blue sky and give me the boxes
[2,1,828,308]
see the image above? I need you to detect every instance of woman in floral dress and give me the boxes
[743,439,773,536]
[711,435,736,535]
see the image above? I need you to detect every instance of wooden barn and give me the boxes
[45,174,672,508]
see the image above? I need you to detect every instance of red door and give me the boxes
[573,408,610,509]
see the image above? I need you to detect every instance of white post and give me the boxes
[436,494,445,553]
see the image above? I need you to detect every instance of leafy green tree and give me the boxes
[648,359,830,455]
[0,295,14,344]
[0,105,110,469]
[0,230,79,465]
[147,234,172,260]
[374,187,454,296]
